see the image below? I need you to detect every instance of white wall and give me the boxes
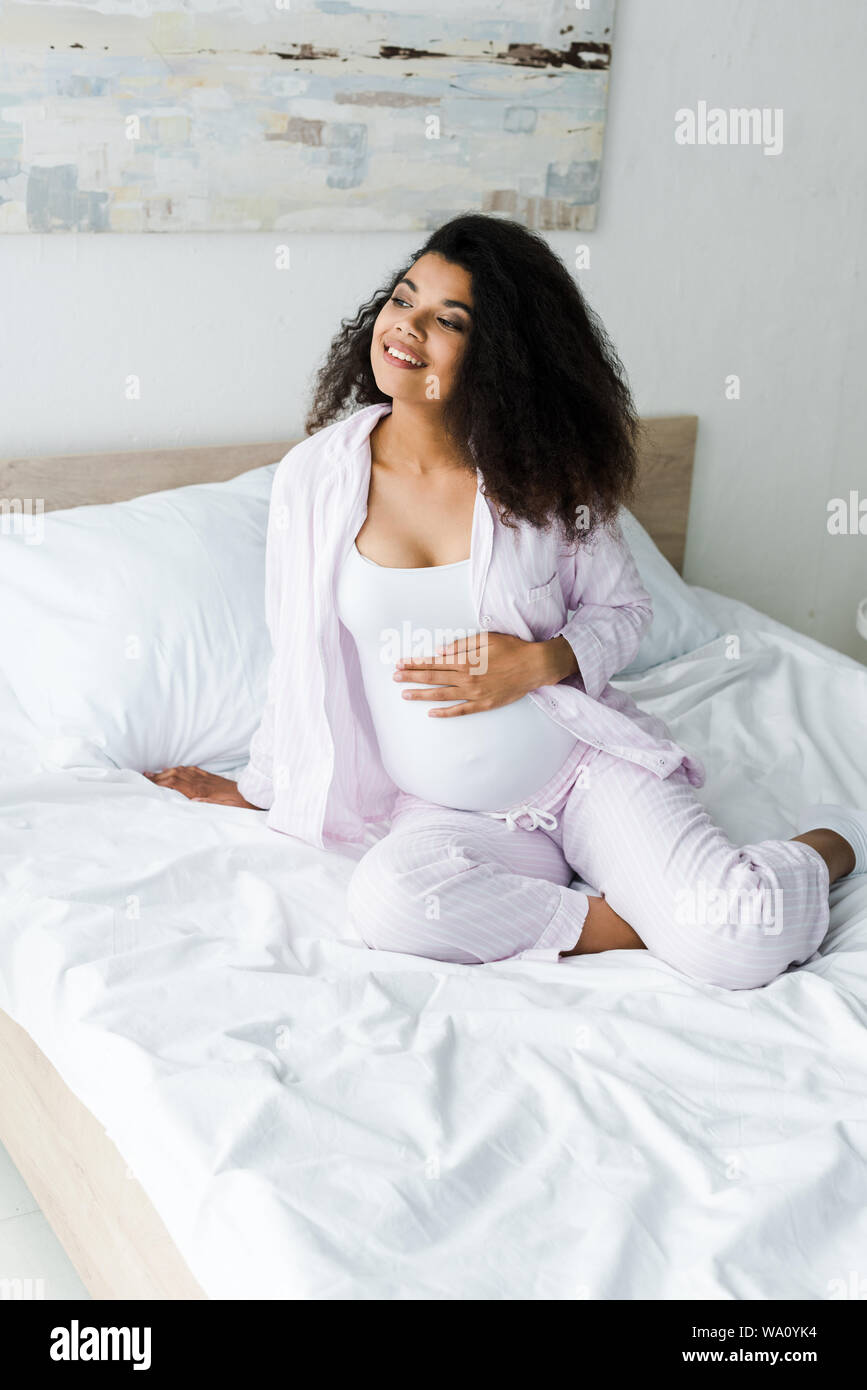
[2,0,865,660]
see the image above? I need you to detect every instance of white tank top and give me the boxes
[335,543,578,812]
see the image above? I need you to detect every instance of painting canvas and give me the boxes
[0,0,617,233]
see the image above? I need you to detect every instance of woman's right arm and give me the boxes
[143,766,261,807]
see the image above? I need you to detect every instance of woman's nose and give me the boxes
[397,311,425,341]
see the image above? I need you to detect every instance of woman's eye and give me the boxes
[389,297,463,332]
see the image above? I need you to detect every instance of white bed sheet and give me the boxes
[1,589,866,1300]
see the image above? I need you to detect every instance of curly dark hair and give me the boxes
[305,213,640,546]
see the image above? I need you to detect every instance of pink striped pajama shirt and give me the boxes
[239,403,831,988]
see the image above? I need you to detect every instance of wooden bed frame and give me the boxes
[0,414,698,1300]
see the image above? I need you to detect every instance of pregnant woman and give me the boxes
[146,214,866,988]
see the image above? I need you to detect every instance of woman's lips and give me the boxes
[382,342,426,370]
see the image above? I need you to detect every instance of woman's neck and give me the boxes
[372,400,468,477]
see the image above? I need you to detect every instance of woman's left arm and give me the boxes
[552,518,653,700]
[394,519,652,716]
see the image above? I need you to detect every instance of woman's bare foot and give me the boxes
[560,894,646,957]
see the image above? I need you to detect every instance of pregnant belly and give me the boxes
[366,676,579,812]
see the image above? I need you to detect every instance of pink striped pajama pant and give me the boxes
[346,741,831,989]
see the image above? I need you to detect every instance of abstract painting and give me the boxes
[0,0,617,233]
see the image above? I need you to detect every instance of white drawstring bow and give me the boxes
[484,803,559,833]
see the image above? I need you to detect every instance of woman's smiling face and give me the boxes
[370,252,473,404]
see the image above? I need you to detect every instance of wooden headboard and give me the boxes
[0,414,698,573]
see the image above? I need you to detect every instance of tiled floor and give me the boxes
[0,1141,89,1299]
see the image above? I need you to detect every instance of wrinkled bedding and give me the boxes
[1,588,865,1299]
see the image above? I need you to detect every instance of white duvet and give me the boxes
[1,588,866,1300]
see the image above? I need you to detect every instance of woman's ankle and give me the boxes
[561,896,646,956]
[792,829,856,883]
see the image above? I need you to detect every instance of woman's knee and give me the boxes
[346,828,472,959]
[664,881,814,989]
[669,944,793,991]
[346,838,402,951]
[643,860,820,990]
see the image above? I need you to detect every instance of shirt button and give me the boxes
[481,615,493,627]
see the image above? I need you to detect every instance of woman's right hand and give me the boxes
[142,766,261,809]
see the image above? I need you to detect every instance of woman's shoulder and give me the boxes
[272,404,389,496]
[271,421,339,492]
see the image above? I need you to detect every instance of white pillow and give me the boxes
[0,465,278,773]
[614,508,719,675]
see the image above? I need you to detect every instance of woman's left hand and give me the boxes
[393,631,579,717]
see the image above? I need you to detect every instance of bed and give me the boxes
[1,415,866,1301]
